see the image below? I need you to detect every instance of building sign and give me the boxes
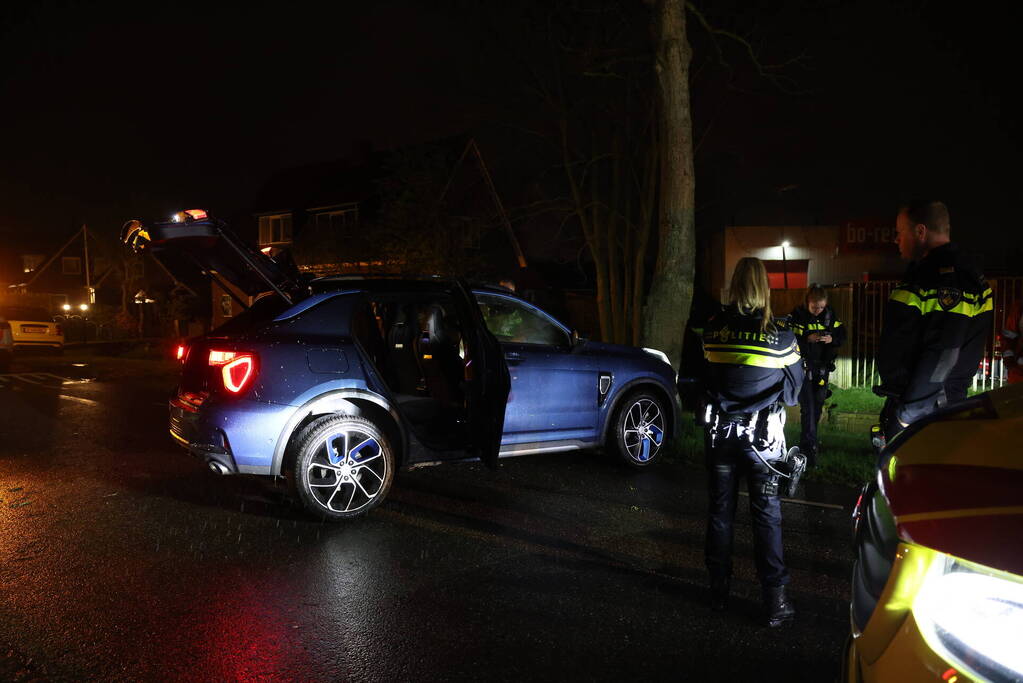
[840,222,897,254]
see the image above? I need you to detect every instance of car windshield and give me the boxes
[0,306,52,322]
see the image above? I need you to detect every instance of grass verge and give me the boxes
[664,411,875,488]
[824,385,884,416]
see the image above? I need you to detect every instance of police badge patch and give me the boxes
[938,286,962,311]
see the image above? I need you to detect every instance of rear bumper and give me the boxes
[13,340,63,348]
[169,428,240,474]
[169,393,293,475]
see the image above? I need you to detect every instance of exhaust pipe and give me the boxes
[208,461,230,475]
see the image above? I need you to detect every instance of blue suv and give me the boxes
[123,212,680,520]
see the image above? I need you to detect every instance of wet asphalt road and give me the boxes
[0,351,858,682]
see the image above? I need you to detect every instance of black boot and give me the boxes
[763,586,795,627]
[710,576,730,612]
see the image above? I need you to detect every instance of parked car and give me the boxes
[122,211,680,521]
[846,383,1023,682]
[0,305,64,351]
[0,317,12,371]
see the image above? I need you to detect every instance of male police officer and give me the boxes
[877,200,993,439]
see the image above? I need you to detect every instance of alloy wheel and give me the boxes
[306,427,389,514]
[621,397,664,463]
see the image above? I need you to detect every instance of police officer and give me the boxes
[701,257,804,627]
[877,200,993,439]
[789,285,846,466]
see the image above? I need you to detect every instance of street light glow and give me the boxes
[781,240,791,248]
[79,304,89,312]
[62,303,71,311]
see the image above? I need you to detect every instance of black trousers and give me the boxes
[798,365,829,454]
[705,427,789,589]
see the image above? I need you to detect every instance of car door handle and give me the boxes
[504,352,524,363]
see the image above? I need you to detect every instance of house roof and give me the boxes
[252,159,378,215]
[251,135,473,215]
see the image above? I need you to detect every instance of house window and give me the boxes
[313,206,359,237]
[62,257,82,275]
[220,294,233,318]
[258,213,293,246]
[22,254,44,274]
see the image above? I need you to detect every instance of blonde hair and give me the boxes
[729,257,773,331]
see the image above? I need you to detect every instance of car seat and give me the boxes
[416,304,465,409]
[385,304,425,394]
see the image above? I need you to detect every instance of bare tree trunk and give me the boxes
[622,177,634,345]
[633,125,658,346]
[609,134,625,344]
[642,0,695,369]
[590,156,612,342]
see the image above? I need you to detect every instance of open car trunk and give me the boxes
[121,214,302,309]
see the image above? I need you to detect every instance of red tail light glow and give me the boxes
[208,350,237,364]
[176,344,187,361]
[208,349,256,394]
[55,323,64,336]
[221,355,255,393]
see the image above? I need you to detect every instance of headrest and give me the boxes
[422,304,460,346]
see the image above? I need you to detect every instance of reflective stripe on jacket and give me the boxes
[877,242,993,424]
[701,306,803,414]
[788,304,847,364]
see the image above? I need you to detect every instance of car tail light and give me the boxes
[208,349,257,394]
[55,323,63,336]
[209,350,237,364]
[176,344,187,361]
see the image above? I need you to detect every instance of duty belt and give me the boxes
[718,412,753,425]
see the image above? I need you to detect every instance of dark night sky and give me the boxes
[1,0,1020,267]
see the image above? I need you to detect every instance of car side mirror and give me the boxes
[571,329,586,348]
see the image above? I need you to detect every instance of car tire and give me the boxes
[289,414,395,521]
[609,390,668,468]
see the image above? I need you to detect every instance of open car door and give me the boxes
[121,210,301,309]
[451,280,510,468]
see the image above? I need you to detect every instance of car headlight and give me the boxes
[913,553,1023,682]
[642,347,670,367]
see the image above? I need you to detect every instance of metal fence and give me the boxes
[845,276,1023,391]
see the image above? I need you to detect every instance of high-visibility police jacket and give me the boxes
[702,305,804,414]
[788,304,846,365]
[877,242,993,424]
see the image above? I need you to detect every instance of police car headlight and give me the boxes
[913,552,1023,681]
[642,347,670,367]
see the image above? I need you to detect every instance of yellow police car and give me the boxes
[846,383,1023,682]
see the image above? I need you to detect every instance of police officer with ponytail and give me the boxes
[701,257,804,627]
